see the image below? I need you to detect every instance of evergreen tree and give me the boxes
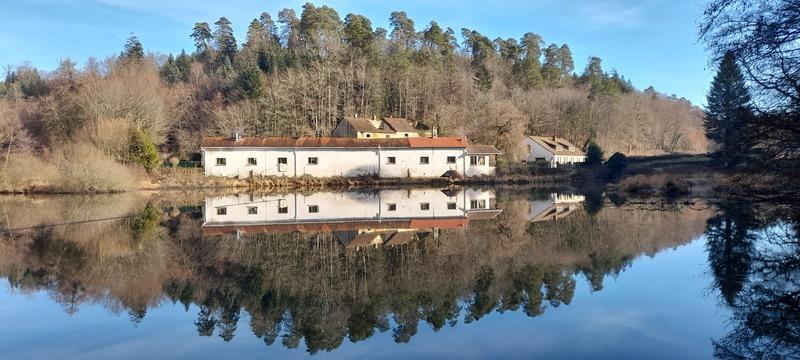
[343,13,375,57]
[121,34,145,63]
[159,55,180,85]
[557,44,574,84]
[541,44,562,87]
[129,127,160,173]
[191,22,213,61]
[214,17,238,61]
[236,60,264,99]
[175,50,192,81]
[705,51,752,169]
[517,33,543,89]
[585,142,604,166]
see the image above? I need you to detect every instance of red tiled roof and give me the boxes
[201,136,470,149]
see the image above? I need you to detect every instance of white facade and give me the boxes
[525,193,586,222]
[202,188,500,226]
[202,146,495,178]
[522,136,587,168]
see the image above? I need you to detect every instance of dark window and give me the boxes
[470,156,478,166]
[308,205,319,213]
[247,157,257,165]
[420,203,430,210]
[420,156,430,164]
[308,157,318,165]
[385,135,390,138]
[216,207,227,215]
[387,203,397,211]
[404,133,409,137]
[446,156,456,164]
[387,156,396,164]
[248,207,258,215]
[365,134,371,138]
[216,158,226,166]
[278,157,288,164]
[278,206,288,214]
[470,199,487,209]
[447,202,457,210]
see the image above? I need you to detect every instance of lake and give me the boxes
[0,188,796,359]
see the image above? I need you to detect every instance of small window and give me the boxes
[470,199,487,209]
[216,158,226,166]
[446,156,456,164]
[420,156,429,164]
[470,156,478,166]
[387,156,396,164]
[447,202,457,210]
[216,207,227,215]
[387,203,397,211]
[278,206,288,214]
[365,134,371,138]
[420,203,430,210]
[308,157,318,165]
[248,207,258,215]
[308,205,319,213]
[247,157,257,165]
[278,157,288,164]
[404,133,409,137]
[385,135,390,138]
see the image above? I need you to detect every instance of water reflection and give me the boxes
[705,199,800,359]
[5,188,793,357]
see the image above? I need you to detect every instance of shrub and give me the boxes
[606,152,629,178]
[128,128,160,173]
[55,144,136,193]
[0,152,57,192]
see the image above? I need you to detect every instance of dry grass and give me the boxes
[1,145,140,194]
[618,174,692,197]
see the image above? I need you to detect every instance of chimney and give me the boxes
[552,136,557,142]
[432,127,438,138]
[372,115,377,120]
[234,132,241,142]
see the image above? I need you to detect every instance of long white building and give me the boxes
[200,136,501,178]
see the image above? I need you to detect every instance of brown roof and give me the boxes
[201,136,470,149]
[385,231,416,246]
[466,210,503,220]
[466,144,502,155]
[382,117,417,132]
[529,136,586,156]
[342,117,394,133]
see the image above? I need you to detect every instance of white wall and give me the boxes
[203,188,499,225]
[202,147,495,178]
[522,137,555,166]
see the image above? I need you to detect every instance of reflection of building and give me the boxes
[201,136,501,179]
[522,136,586,168]
[202,188,502,249]
[526,193,585,222]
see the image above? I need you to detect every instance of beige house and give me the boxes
[523,136,586,168]
[331,116,429,138]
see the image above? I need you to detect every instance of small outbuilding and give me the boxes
[522,136,586,168]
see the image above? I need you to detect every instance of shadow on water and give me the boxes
[1,186,797,357]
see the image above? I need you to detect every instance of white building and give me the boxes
[522,136,586,168]
[201,189,502,248]
[201,136,501,178]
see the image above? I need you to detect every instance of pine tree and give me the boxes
[541,44,562,87]
[558,44,574,84]
[586,142,604,167]
[214,17,238,61]
[236,60,264,99]
[191,22,213,61]
[159,55,180,85]
[121,34,145,63]
[129,127,160,173]
[705,51,752,169]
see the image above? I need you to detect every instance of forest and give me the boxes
[0,3,707,186]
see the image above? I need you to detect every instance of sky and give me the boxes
[1,0,713,105]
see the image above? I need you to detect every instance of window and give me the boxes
[404,133,409,137]
[385,135,390,138]
[470,199,487,209]
[365,134,371,138]
[278,157,288,164]
[446,156,456,164]
[387,156,396,164]
[247,157,257,165]
[387,203,397,211]
[420,156,430,164]
[420,203,430,210]
[308,157,318,165]
[216,158,226,166]
[216,207,227,215]
[308,205,319,213]
[447,202,457,210]
[248,207,258,215]
[278,205,288,214]
[470,156,486,166]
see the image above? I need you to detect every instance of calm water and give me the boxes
[0,188,796,359]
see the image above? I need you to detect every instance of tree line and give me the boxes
[0,3,707,174]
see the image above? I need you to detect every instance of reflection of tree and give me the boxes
[707,199,800,359]
[0,192,712,354]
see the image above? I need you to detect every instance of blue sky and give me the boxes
[1,0,712,105]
